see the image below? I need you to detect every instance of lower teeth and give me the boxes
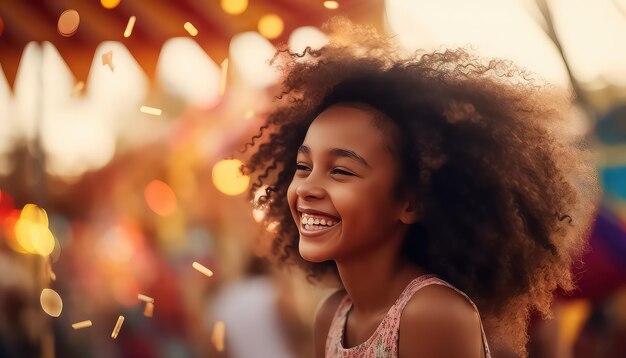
[304,223,335,231]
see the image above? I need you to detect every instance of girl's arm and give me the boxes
[313,289,346,358]
[399,285,483,358]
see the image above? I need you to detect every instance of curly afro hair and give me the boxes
[241,18,600,356]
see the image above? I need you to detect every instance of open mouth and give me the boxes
[299,212,341,232]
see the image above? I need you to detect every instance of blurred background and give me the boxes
[0,0,625,357]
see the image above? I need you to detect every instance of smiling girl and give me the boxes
[242,19,600,358]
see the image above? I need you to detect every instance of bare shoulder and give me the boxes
[399,283,483,358]
[314,289,346,358]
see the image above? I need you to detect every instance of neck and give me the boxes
[335,232,427,316]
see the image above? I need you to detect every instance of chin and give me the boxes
[299,240,331,263]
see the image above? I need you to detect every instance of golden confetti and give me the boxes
[140,106,162,116]
[211,321,226,352]
[138,294,154,303]
[102,50,114,72]
[143,302,154,317]
[57,10,80,37]
[192,261,213,277]
[219,59,229,95]
[71,81,84,96]
[323,1,339,9]
[72,320,92,329]
[184,22,198,36]
[111,315,124,339]
[40,288,63,317]
[124,16,136,38]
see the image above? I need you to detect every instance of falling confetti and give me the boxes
[144,302,154,317]
[57,10,80,37]
[219,59,229,95]
[111,315,124,339]
[72,320,92,329]
[102,50,114,71]
[184,22,198,36]
[124,16,136,38]
[140,106,162,116]
[211,321,226,352]
[40,288,63,317]
[323,1,339,9]
[138,294,154,303]
[71,81,84,96]
[192,261,213,277]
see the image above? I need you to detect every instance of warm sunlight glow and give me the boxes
[100,0,121,10]
[212,159,249,196]
[258,14,284,39]
[221,0,248,15]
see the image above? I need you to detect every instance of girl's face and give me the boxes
[287,104,415,263]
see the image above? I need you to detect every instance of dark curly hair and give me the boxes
[241,18,600,356]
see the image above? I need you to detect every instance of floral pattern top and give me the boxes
[325,275,491,358]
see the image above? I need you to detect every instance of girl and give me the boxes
[242,19,600,358]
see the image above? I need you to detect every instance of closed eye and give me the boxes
[330,168,354,176]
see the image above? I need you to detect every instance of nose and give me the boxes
[295,177,326,200]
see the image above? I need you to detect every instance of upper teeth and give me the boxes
[301,213,337,226]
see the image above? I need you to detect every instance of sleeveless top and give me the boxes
[325,275,492,358]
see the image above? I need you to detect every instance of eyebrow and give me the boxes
[298,145,371,168]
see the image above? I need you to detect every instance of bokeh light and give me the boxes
[156,38,221,106]
[288,26,329,55]
[14,204,56,256]
[144,180,178,216]
[212,159,249,196]
[258,14,284,39]
[324,1,340,9]
[100,0,121,10]
[252,185,269,223]
[40,288,63,317]
[252,209,265,223]
[99,226,136,263]
[13,43,43,142]
[221,0,248,15]
[229,32,279,88]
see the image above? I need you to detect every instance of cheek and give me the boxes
[334,183,394,226]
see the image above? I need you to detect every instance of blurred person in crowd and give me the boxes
[206,255,305,358]
[242,18,600,358]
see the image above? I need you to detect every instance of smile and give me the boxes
[298,212,341,236]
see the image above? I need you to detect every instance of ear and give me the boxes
[399,194,422,225]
